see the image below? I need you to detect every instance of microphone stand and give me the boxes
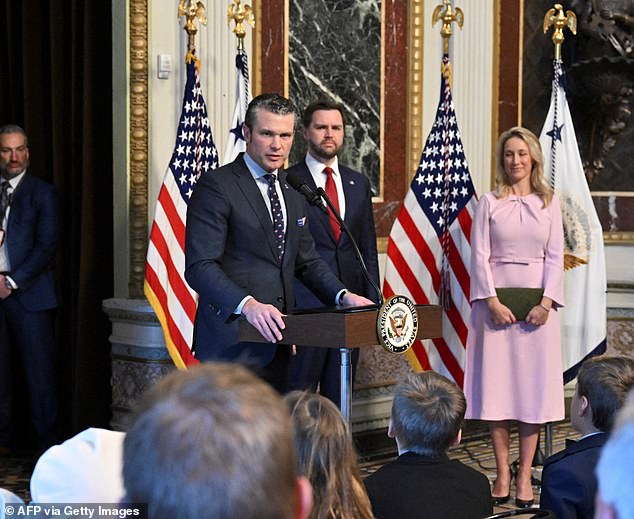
[315,186,383,307]
[315,185,383,421]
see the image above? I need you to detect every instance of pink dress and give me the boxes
[464,192,565,423]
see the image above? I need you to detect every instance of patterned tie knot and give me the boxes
[264,173,276,186]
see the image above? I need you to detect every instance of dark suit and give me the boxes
[287,159,379,403]
[0,173,59,449]
[185,154,345,388]
[364,451,493,519]
[540,432,607,519]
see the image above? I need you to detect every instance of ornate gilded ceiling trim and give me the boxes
[129,0,149,298]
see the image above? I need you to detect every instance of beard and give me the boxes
[0,158,29,179]
[309,140,342,161]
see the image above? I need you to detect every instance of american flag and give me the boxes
[383,57,477,386]
[144,52,219,368]
[223,48,251,165]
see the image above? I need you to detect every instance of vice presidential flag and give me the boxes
[539,59,607,382]
[144,51,219,368]
[223,48,251,165]
[383,56,477,387]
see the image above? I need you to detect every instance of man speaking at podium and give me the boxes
[185,93,373,393]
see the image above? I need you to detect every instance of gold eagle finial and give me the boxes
[432,0,464,55]
[543,3,577,59]
[227,0,255,50]
[178,1,207,49]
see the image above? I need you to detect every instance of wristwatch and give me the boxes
[337,290,349,306]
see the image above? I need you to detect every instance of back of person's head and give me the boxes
[577,355,634,432]
[596,388,634,519]
[123,362,304,519]
[30,428,125,503]
[391,371,466,457]
[284,391,373,519]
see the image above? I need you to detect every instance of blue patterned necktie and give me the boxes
[264,174,285,261]
[0,180,10,228]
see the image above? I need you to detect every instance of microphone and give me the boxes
[316,186,383,306]
[285,170,328,214]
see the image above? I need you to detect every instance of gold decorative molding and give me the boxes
[252,0,262,95]
[129,0,149,298]
[407,0,424,187]
[604,233,634,244]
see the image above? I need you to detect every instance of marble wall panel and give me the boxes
[288,0,382,195]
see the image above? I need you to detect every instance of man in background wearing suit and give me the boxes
[185,94,373,394]
[0,125,59,455]
[364,371,492,519]
[288,99,379,405]
[541,355,634,519]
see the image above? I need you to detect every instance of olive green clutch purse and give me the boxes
[495,288,544,321]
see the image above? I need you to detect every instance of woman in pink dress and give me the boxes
[464,127,565,508]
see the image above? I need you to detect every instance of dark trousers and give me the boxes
[0,295,58,449]
[253,344,292,395]
[289,345,360,407]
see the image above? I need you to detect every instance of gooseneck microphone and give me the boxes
[315,186,383,306]
[285,170,328,214]
[284,168,382,306]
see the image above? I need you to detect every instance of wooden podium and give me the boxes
[239,304,442,421]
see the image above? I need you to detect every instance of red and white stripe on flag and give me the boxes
[383,57,477,387]
[144,54,219,368]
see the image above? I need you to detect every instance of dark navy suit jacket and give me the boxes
[364,451,493,519]
[286,160,379,309]
[185,154,345,367]
[540,432,607,519]
[4,174,59,310]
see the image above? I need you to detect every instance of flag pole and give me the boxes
[224,0,254,165]
[541,3,579,459]
[542,4,577,190]
[543,3,577,60]
[431,0,464,311]
[228,0,255,52]
[431,0,464,86]
[178,0,207,51]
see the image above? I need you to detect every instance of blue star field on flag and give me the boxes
[170,60,219,201]
[412,67,475,238]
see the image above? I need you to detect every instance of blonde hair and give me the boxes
[494,126,553,207]
[285,391,373,519]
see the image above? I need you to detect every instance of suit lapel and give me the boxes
[232,156,280,263]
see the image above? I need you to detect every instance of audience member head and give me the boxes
[0,124,30,179]
[284,391,373,519]
[572,355,634,434]
[595,387,634,519]
[494,126,552,203]
[30,428,125,503]
[389,371,465,458]
[123,363,312,519]
[243,93,296,173]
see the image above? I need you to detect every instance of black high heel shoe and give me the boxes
[491,495,510,506]
[515,497,535,508]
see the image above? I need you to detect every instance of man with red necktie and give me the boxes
[287,99,380,405]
